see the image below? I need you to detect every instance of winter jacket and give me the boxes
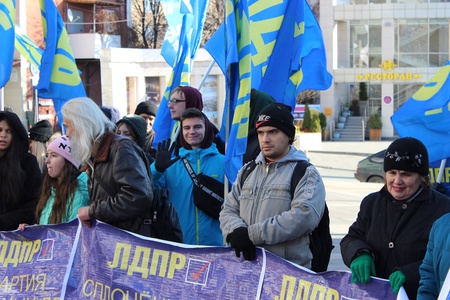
[87,132,154,237]
[151,144,224,246]
[340,187,450,299]
[0,111,42,230]
[0,153,42,230]
[39,172,90,225]
[219,146,326,267]
[418,212,450,299]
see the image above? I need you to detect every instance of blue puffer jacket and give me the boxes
[151,144,224,246]
[418,212,450,299]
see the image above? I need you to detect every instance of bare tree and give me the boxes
[130,0,166,48]
[201,0,224,47]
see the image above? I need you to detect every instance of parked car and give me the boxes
[354,150,385,183]
[355,151,450,196]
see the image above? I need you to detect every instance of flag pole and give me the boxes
[196,60,215,91]
[0,88,4,111]
[436,159,447,183]
[224,72,230,188]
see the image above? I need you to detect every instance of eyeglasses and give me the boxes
[167,98,186,106]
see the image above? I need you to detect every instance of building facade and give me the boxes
[319,0,450,138]
[4,0,225,129]
[4,0,448,137]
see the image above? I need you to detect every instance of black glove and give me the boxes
[226,227,256,261]
[154,139,180,173]
[242,247,256,261]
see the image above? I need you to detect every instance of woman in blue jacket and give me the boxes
[418,212,450,299]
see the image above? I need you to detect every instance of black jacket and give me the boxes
[340,186,450,299]
[0,153,42,230]
[0,111,42,230]
[87,132,154,237]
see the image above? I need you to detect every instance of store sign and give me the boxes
[355,60,422,81]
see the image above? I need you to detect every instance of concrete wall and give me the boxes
[100,48,226,125]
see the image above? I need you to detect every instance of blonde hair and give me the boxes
[30,140,47,172]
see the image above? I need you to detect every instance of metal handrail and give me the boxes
[362,119,365,141]
[330,120,334,139]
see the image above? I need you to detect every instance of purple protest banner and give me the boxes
[64,221,265,299]
[0,219,407,299]
[0,219,79,298]
[261,250,398,299]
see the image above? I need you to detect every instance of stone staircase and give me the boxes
[332,116,365,141]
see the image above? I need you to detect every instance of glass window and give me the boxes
[201,76,220,128]
[67,9,84,34]
[366,84,381,115]
[398,24,427,53]
[395,19,448,67]
[145,77,161,104]
[350,22,381,68]
[368,25,382,50]
[397,54,428,67]
[351,24,369,67]
[429,24,448,52]
[369,55,382,67]
[429,54,448,67]
[394,83,423,111]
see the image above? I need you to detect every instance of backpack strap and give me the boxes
[290,160,312,197]
[239,160,257,188]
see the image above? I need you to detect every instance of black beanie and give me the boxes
[116,115,147,149]
[29,120,53,143]
[384,137,429,175]
[134,101,158,117]
[255,103,295,139]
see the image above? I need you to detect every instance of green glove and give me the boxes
[350,253,376,284]
[389,270,406,293]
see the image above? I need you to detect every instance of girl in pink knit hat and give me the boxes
[19,135,90,228]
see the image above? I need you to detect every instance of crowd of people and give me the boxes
[1,86,449,298]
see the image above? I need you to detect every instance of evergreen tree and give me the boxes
[302,103,312,131]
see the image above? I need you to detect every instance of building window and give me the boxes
[201,76,219,128]
[350,21,381,68]
[429,23,449,66]
[145,77,161,104]
[394,83,423,110]
[67,9,84,34]
[395,19,448,67]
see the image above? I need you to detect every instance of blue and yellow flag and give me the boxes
[391,61,450,163]
[37,0,86,124]
[205,0,332,182]
[15,25,43,69]
[0,0,16,88]
[153,0,209,145]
